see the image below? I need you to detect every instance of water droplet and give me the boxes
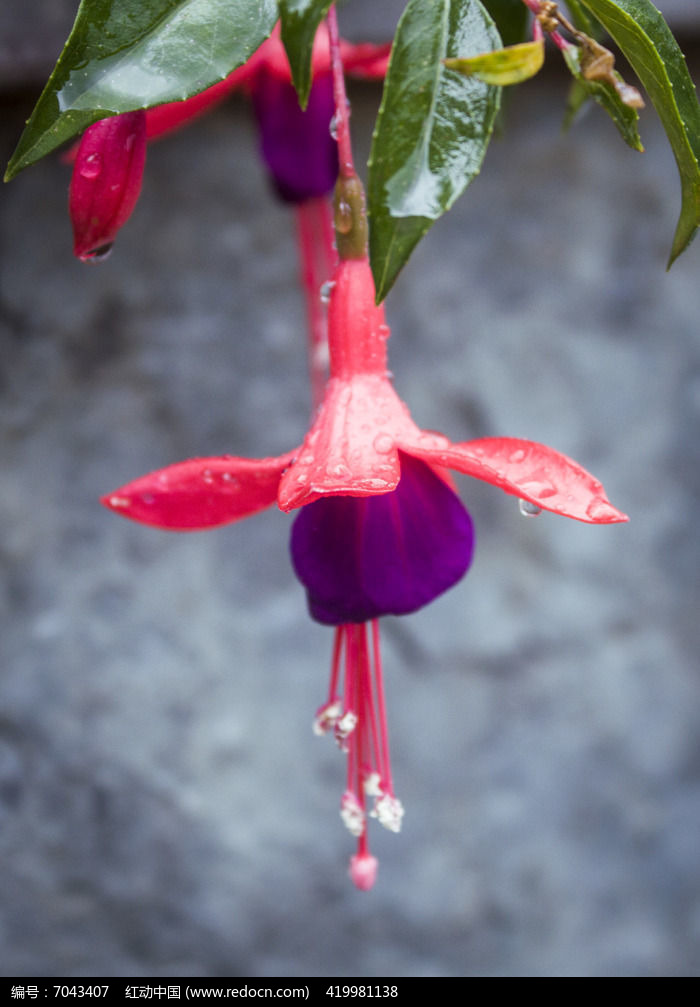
[201,469,215,485]
[586,498,613,521]
[299,452,314,465]
[79,152,102,179]
[418,432,449,450]
[221,472,239,487]
[373,433,394,454]
[520,480,557,500]
[519,499,542,518]
[140,493,155,506]
[79,243,113,264]
[336,200,353,234]
[378,324,390,341]
[320,280,335,305]
[329,114,338,140]
[108,495,129,509]
[509,448,526,463]
[328,463,351,479]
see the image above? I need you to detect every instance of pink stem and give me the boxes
[327,4,355,179]
[295,197,337,410]
[328,625,344,704]
[371,620,394,797]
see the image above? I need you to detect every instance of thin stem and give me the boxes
[327,4,354,179]
[371,620,394,797]
[295,197,336,410]
[328,625,344,704]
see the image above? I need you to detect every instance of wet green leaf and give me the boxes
[480,0,528,47]
[565,0,601,37]
[368,0,501,302]
[446,40,544,86]
[279,0,333,109]
[579,0,700,264]
[561,43,643,150]
[5,0,277,181]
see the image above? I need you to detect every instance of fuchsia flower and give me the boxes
[67,24,389,258]
[69,111,146,262]
[102,244,627,888]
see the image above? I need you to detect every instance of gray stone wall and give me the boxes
[1,1,700,980]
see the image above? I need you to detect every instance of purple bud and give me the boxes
[251,70,338,203]
[290,454,475,625]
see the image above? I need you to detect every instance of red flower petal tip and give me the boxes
[101,453,296,531]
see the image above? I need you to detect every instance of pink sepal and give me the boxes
[277,375,420,511]
[401,436,628,524]
[101,452,297,530]
[69,111,147,261]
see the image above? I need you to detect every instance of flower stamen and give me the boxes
[317,620,402,889]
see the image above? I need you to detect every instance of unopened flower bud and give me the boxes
[69,111,147,262]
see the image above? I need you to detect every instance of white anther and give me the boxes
[340,791,365,838]
[363,772,383,797]
[335,710,358,740]
[313,700,342,736]
[374,794,405,833]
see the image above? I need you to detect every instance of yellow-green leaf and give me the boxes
[445,39,544,86]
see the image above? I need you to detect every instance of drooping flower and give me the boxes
[69,111,146,262]
[102,230,627,887]
[102,253,626,532]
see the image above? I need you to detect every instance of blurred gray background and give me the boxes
[1,0,700,979]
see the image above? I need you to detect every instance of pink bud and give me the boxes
[69,111,147,262]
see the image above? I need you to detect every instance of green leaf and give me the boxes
[5,0,277,181]
[480,0,528,47]
[563,76,591,132]
[564,0,601,37]
[368,0,501,302]
[279,1,333,109]
[578,0,700,264]
[561,44,643,150]
[446,40,544,86]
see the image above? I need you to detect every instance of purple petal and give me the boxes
[251,70,338,203]
[290,454,475,625]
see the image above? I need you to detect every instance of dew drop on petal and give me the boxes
[79,243,114,264]
[519,499,543,517]
[373,433,394,454]
[585,498,616,521]
[329,114,338,140]
[327,462,352,479]
[201,469,215,485]
[79,152,102,179]
[509,448,526,463]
